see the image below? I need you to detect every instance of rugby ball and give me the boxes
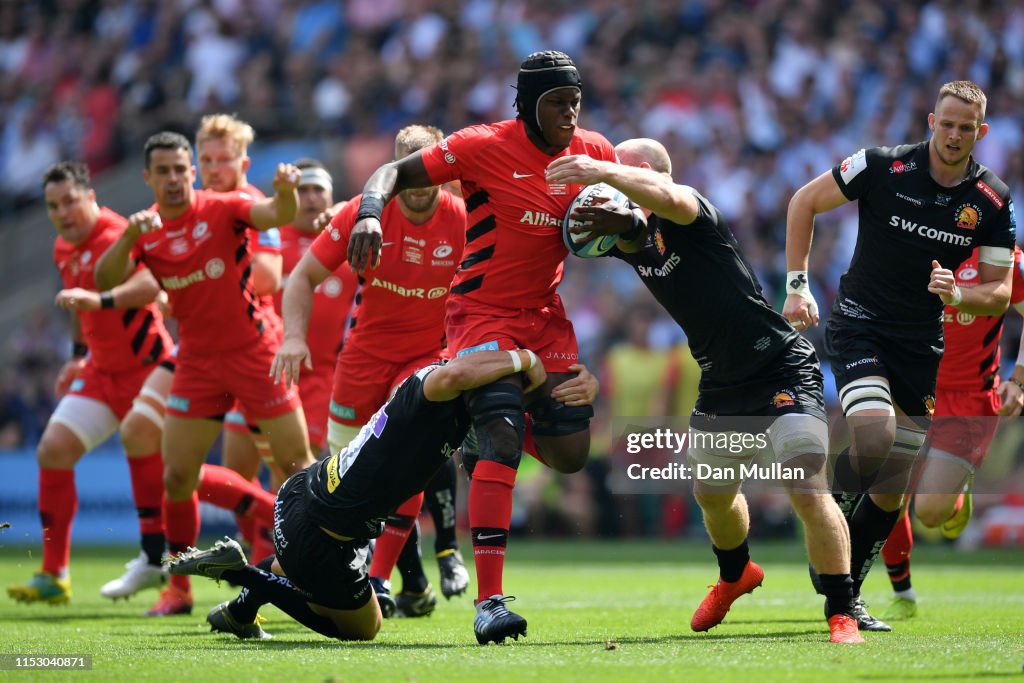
[562,183,629,258]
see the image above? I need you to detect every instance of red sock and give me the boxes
[250,521,276,563]
[127,453,164,535]
[236,512,256,545]
[882,509,913,569]
[198,465,276,525]
[369,492,424,581]
[39,468,77,577]
[163,492,199,593]
[469,460,517,601]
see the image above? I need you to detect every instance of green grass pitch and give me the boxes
[1,540,1021,682]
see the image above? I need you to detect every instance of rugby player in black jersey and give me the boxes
[546,138,863,644]
[166,351,598,643]
[783,80,1016,631]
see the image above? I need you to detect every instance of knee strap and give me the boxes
[464,383,525,470]
[529,396,594,437]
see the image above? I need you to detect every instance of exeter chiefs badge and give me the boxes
[923,395,936,417]
[772,390,797,409]
[653,227,666,256]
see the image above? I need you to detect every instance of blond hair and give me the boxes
[196,113,255,156]
[395,124,444,160]
[936,80,987,122]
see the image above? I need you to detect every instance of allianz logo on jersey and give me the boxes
[637,252,682,278]
[519,210,560,227]
[160,258,226,290]
[889,215,972,246]
[369,276,447,299]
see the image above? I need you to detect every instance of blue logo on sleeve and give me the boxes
[456,341,500,357]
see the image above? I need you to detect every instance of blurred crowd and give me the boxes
[3,0,1024,538]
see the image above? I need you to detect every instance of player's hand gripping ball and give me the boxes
[562,182,629,258]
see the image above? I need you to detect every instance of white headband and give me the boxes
[299,167,333,192]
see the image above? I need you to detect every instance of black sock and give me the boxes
[886,560,912,592]
[141,533,166,566]
[425,459,459,554]
[819,573,856,618]
[395,521,429,594]
[849,496,900,594]
[221,559,339,639]
[228,556,275,623]
[712,540,750,583]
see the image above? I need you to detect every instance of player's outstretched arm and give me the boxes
[348,152,433,273]
[423,350,546,403]
[250,163,300,230]
[55,268,161,312]
[546,155,699,226]
[271,250,333,387]
[95,210,160,290]
[783,171,848,330]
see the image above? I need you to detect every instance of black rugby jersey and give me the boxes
[609,189,799,386]
[832,141,1015,329]
[304,364,469,539]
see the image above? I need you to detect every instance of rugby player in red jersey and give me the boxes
[194,113,287,566]
[346,52,629,643]
[273,126,468,617]
[881,245,1024,620]
[7,161,173,606]
[95,132,314,617]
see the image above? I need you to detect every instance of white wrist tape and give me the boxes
[508,350,522,373]
[949,285,962,307]
[786,270,819,316]
[523,349,538,370]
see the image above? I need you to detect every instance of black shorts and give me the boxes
[825,315,940,421]
[272,471,372,611]
[692,337,826,432]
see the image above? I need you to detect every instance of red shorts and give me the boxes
[444,294,579,373]
[169,339,301,421]
[68,361,154,419]
[926,388,1001,469]
[329,347,441,428]
[298,366,333,449]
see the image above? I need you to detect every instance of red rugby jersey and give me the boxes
[131,189,275,355]
[419,119,616,309]
[310,189,466,362]
[54,207,173,372]
[938,245,1024,391]
[276,224,357,370]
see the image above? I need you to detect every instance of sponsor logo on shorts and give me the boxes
[772,390,796,409]
[544,351,579,361]
[167,394,190,412]
[329,401,356,420]
[273,496,287,550]
[326,454,340,493]
[457,341,500,356]
[845,356,880,371]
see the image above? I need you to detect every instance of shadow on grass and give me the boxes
[858,674,1021,680]
[150,628,829,650]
